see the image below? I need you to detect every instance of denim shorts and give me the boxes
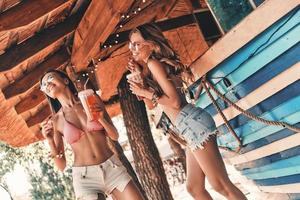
[72,154,131,199]
[174,104,217,150]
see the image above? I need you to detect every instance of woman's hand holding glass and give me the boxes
[128,80,153,99]
[88,99,105,122]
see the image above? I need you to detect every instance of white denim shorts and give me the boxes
[72,154,131,200]
[175,104,217,150]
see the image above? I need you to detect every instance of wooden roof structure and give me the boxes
[0,0,218,147]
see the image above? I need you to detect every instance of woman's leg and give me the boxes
[186,148,213,200]
[192,135,247,200]
[111,181,144,200]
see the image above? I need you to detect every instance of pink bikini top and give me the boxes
[62,110,104,144]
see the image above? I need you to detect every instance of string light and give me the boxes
[98,2,146,55]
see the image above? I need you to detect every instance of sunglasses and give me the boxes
[40,74,54,92]
[128,41,147,51]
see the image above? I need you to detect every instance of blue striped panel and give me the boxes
[241,155,300,180]
[189,6,300,93]
[220,109,300,150]
[195,24,300,110]
[191,8,300,112]
[216,79,300,138]
[288,193,300,200]
[204,42,300,117]
[218,95,300,147]
[235,146,300,171]
[239,122,300,154]
[254,174,300,186]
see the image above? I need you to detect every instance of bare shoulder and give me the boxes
[147,58,167,76]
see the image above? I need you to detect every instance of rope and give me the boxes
[202,76,300,133]
[201,77,242,153]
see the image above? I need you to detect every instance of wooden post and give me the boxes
[118,74,174,200]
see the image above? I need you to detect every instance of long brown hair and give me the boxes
[129,23,194,84]
[40,70,78,114]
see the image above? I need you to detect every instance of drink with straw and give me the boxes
[78,78,99,121]
[126,71,144,100]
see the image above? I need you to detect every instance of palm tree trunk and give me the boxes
[117,75,174,200]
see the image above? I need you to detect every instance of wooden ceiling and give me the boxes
[0,0,211,147]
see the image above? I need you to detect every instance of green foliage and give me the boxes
[0,142,74,200]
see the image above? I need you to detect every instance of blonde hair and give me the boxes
[129,23,194,84]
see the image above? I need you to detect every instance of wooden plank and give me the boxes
[0,10,80,73]
[117,0,178,33]
[26,104,51,127]
[255,173,300,187]
[0,0,70,31]
[0,0,21,13]
[259,183,300,194]
[213,62,300,127]
[219,94,300,147]
[3,48,69,99]
[71,0,134,71]
[22,100,48,121]
[229,133,300,165]
[14,87,45,114]
[190,0,300,80]
[195,22,300,110]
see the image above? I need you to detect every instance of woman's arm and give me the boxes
[48,131,66,171]
[41,117,66,171]
[146,59,182,109]
[98,109,119,141]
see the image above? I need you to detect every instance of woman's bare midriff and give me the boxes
[71,133,114,166]
[162,102,187,124]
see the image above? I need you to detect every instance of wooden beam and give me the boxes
[71,0,134,71]
[0,0,22,13]
[0,9,81,74]
[116,0,178,33]
[98,9,210,60]
[190,0,300,80]
[22,100,48,121]
[26,104,51,127]
[3,48,69,99]
[0,0,71,31]
[14,87,45,114]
